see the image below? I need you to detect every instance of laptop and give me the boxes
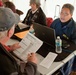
[33,23,56,57]
[33,22,56,48]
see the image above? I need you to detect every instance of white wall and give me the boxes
[11,0,76,21]
[44,0,75,19]
[12,0,30,21]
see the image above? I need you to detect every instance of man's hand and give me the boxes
[9,43,21,51]
[27,53,38,64]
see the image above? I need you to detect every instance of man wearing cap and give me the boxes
[0,7,40,75]
[22,0,47,26]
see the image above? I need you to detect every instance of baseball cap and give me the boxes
[30,0,40,5]
[0,7,20,31]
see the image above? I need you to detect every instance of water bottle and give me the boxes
[29,25,34,34]
[55,36,62,53]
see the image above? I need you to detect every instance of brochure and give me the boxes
[13,32,43,62]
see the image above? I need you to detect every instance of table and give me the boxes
[6,39,76,75]
[37,52,75,75]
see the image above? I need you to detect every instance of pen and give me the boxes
[63,49,73,53]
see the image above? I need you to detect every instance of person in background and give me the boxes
[4,1,24,16]
[0,7,40,75]
[4,1,25,33]
[4,1,16,13]
[50,3,76,44]
[22,0,47,26]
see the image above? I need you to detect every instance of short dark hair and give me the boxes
[4,1,16,13]
[62,3,74,14]
[0,7,20,31]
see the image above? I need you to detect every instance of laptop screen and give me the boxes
[33,23,56,48]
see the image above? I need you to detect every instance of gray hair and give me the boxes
[0,30,7,39]
[30,0,41,8]
[62,3,74,15]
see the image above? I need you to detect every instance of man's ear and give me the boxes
[7,25,15,38]
[7,29,11,37]
[7,29,13,38]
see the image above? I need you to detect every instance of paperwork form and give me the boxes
[13,32,43,62]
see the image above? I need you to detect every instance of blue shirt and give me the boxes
[50,18,76,44]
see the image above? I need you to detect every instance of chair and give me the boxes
[46,17,53,27]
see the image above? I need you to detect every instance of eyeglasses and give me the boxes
[60,12,70,16]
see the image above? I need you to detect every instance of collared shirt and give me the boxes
[50,18,76,44]
[32,8,38,14]
[3,44,11,51]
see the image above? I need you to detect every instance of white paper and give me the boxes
[40,52,57,69]
[13,32,43,61]
[18,22,29,29]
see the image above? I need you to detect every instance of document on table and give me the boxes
[18,22,29,29]
[13,32,43,62]
[40,52,57,69]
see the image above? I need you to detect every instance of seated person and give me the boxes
[50,3,76,44]
[4,1,16,13]
[4,1,25,33]
[4,1,24,16]
[22,0,47,26]
[0,7,40,75]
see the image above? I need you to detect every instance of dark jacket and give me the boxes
[0,43,40,75]
[50,18,76,44]
[22,7,47,26]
